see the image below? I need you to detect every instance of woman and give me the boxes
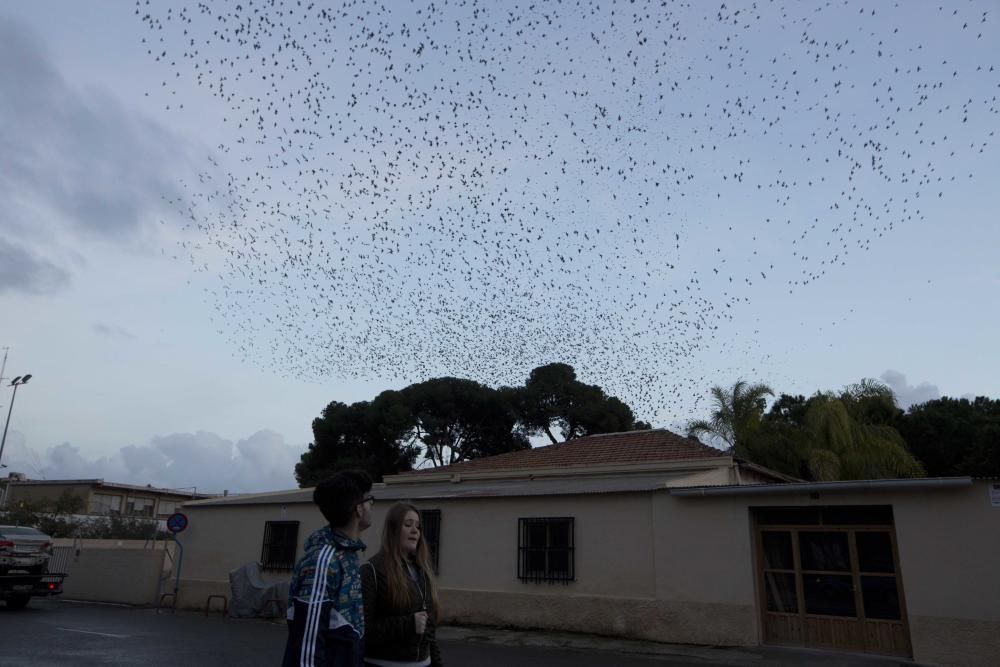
[361,502,443,667]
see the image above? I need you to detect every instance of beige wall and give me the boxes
[428,494,654,597]
[890,482,999,667]
[646,490,759,645]
[891,485,999,622]
[59,546,167,605]
[178,493,656,608]
[181,503,325,582]
[177,501,325,608]
[431,482,1000,665]
[660,481,1000,666]
[178,482,999,666]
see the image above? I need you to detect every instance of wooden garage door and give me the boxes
[753,506,911,657]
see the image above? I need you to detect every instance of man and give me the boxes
[283,470,374,667]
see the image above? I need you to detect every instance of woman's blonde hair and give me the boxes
[378,502,440,617]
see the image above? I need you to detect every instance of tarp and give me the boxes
[228,561,288,618]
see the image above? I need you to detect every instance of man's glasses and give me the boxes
[359,495,375,506]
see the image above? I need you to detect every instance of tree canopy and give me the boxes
[689,378,926,481]
[896,396,1000,477]
[402,377,528,467]
[300,369,998,487]
[517,363,641,444]
[295,392,421,487]
[295,363,644,486]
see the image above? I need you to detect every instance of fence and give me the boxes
[47,545,74,574]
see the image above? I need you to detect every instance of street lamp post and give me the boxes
[0,374,32,471]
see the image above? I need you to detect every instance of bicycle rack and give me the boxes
[156,592,177,614]
[205,594,228,616]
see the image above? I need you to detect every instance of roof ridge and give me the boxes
[576,427,680,438]
[396,428,722,476]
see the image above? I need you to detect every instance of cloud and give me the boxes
[880,370,941,409]
[0,16,194,288]
[92,322,137,340]
[1,430,301,494]
[0,237,70,294]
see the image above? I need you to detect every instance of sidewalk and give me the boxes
[438,625,920,666]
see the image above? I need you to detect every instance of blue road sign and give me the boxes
[166,512,189,533]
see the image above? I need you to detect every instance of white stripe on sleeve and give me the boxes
[300,545,334,667]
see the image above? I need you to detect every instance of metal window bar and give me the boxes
[517,517,574,584]
[419,509,441,574]
[260,521,299,571]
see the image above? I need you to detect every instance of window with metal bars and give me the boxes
[260,521,299,571]
[419,509,441,574]
[518,517,574,584]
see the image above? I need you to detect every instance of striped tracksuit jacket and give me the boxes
[282,527,366,667]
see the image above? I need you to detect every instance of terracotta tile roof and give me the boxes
[405,429,725,475]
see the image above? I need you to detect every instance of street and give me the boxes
[0,599,700,666]
[0,599,912,666]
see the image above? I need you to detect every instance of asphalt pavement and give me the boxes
[0,598,915,666]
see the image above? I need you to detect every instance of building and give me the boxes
[0,473,211,518]
[174,429,999,666]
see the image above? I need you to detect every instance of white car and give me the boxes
[0,525,53,575]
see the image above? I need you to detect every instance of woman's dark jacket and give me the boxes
[360,552,442,666]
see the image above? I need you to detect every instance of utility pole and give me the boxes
[0,347,8,414]
[0,374,32,471]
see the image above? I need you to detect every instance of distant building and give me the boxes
[0,474,211,517]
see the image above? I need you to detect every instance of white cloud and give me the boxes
[1,429,301,494]
[880,370,941,409]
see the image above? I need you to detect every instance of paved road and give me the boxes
[2,599,911,666]
[0,599,702,666]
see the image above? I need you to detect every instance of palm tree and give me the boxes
[801,381,924,481]
[687,380,774,457]
[689,378,925,481]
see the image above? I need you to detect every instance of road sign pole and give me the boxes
[164,512,188,612]
[172,533,183,612]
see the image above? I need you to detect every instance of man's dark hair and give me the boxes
[313,470,373,527]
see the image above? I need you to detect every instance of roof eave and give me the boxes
[183,487,314,507]
[734,458,805,483]
[384,456,733,485]
[669,476,973,497]
[5,478,209,498]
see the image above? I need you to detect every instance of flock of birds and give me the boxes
[135,0,998,421]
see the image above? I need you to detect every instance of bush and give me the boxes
[0,499,169,540]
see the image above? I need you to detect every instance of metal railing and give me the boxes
[47,546,74,573]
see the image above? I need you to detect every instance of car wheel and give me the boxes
[5,594,31,610]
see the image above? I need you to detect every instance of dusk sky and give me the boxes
[1,1,997,493]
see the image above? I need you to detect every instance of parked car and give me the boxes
[0,525,53,575]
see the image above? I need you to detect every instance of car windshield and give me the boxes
[0,527,45,537]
